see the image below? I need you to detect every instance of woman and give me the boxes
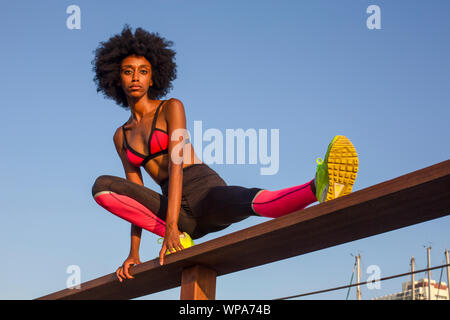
[91,25,359,282]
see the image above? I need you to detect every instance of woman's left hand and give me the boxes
[159,226,184,265]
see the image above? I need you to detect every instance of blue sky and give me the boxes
[0,0,449,300]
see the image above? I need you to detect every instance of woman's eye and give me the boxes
[122,70,147,75]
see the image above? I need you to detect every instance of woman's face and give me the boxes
[118,54,153,98]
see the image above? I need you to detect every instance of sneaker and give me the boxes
[157,232,195,255]
[314,135,359,203]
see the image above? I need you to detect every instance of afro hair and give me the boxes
[91,24,177,109]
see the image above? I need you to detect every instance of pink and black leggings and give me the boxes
[92,163,317,240]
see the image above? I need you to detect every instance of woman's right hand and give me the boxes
[116,255,142,282]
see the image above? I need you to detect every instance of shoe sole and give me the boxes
[324,135,359,202]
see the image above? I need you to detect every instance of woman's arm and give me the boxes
[159,98,189,265]
[113,127,144,281]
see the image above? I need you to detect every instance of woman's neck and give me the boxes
[127,95,154,123]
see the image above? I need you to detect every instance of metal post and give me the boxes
[356,254,361,300]
[427,246,432,300]
[445,249,450,300]
[411,257,415,300]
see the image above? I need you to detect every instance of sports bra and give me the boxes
[122,100,169,167]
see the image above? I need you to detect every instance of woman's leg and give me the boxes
[196,180,317,228]
[184,173,317,233]
[194,184,264,232]
[251,179,317,218]
[247,135,359,217]
[197,135,359,226]
[91,175,197,237]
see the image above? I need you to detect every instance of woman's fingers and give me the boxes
[116,267,123,282]
[174,243,184,252]
[123,263,134,279]
[170,236,183,251]
[119,266,127,281]
[116,264,135,282]
[167,241,183,253]
[159,244,167,265]
[159,237,186,265]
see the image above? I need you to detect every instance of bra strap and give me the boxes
[121,125,129,150]
[150,100,166,134]
[148,100,166,144]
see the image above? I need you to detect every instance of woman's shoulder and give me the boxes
[113,124,124,145]
[163,97,186,113]
[113,118,132,144]
[163,97,184,107]
[167,97,182,102]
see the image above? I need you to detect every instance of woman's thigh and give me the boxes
[197,185,264,231]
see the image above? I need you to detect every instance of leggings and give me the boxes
[92,163,317,240]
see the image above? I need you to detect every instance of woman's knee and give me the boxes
[92,175,117,198]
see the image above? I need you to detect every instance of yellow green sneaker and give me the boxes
[314,135,359,203]
[157,232,195,255]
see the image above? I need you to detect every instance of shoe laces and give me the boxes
[316,157,324,169]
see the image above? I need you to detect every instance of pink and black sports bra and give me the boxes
[122,100,169,167]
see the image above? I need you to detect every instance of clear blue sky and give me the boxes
[0,0,449,300]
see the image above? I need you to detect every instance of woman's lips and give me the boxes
[130,86,142,90]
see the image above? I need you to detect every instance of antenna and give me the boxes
[350,252,362,300]
[423,244,432,300]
